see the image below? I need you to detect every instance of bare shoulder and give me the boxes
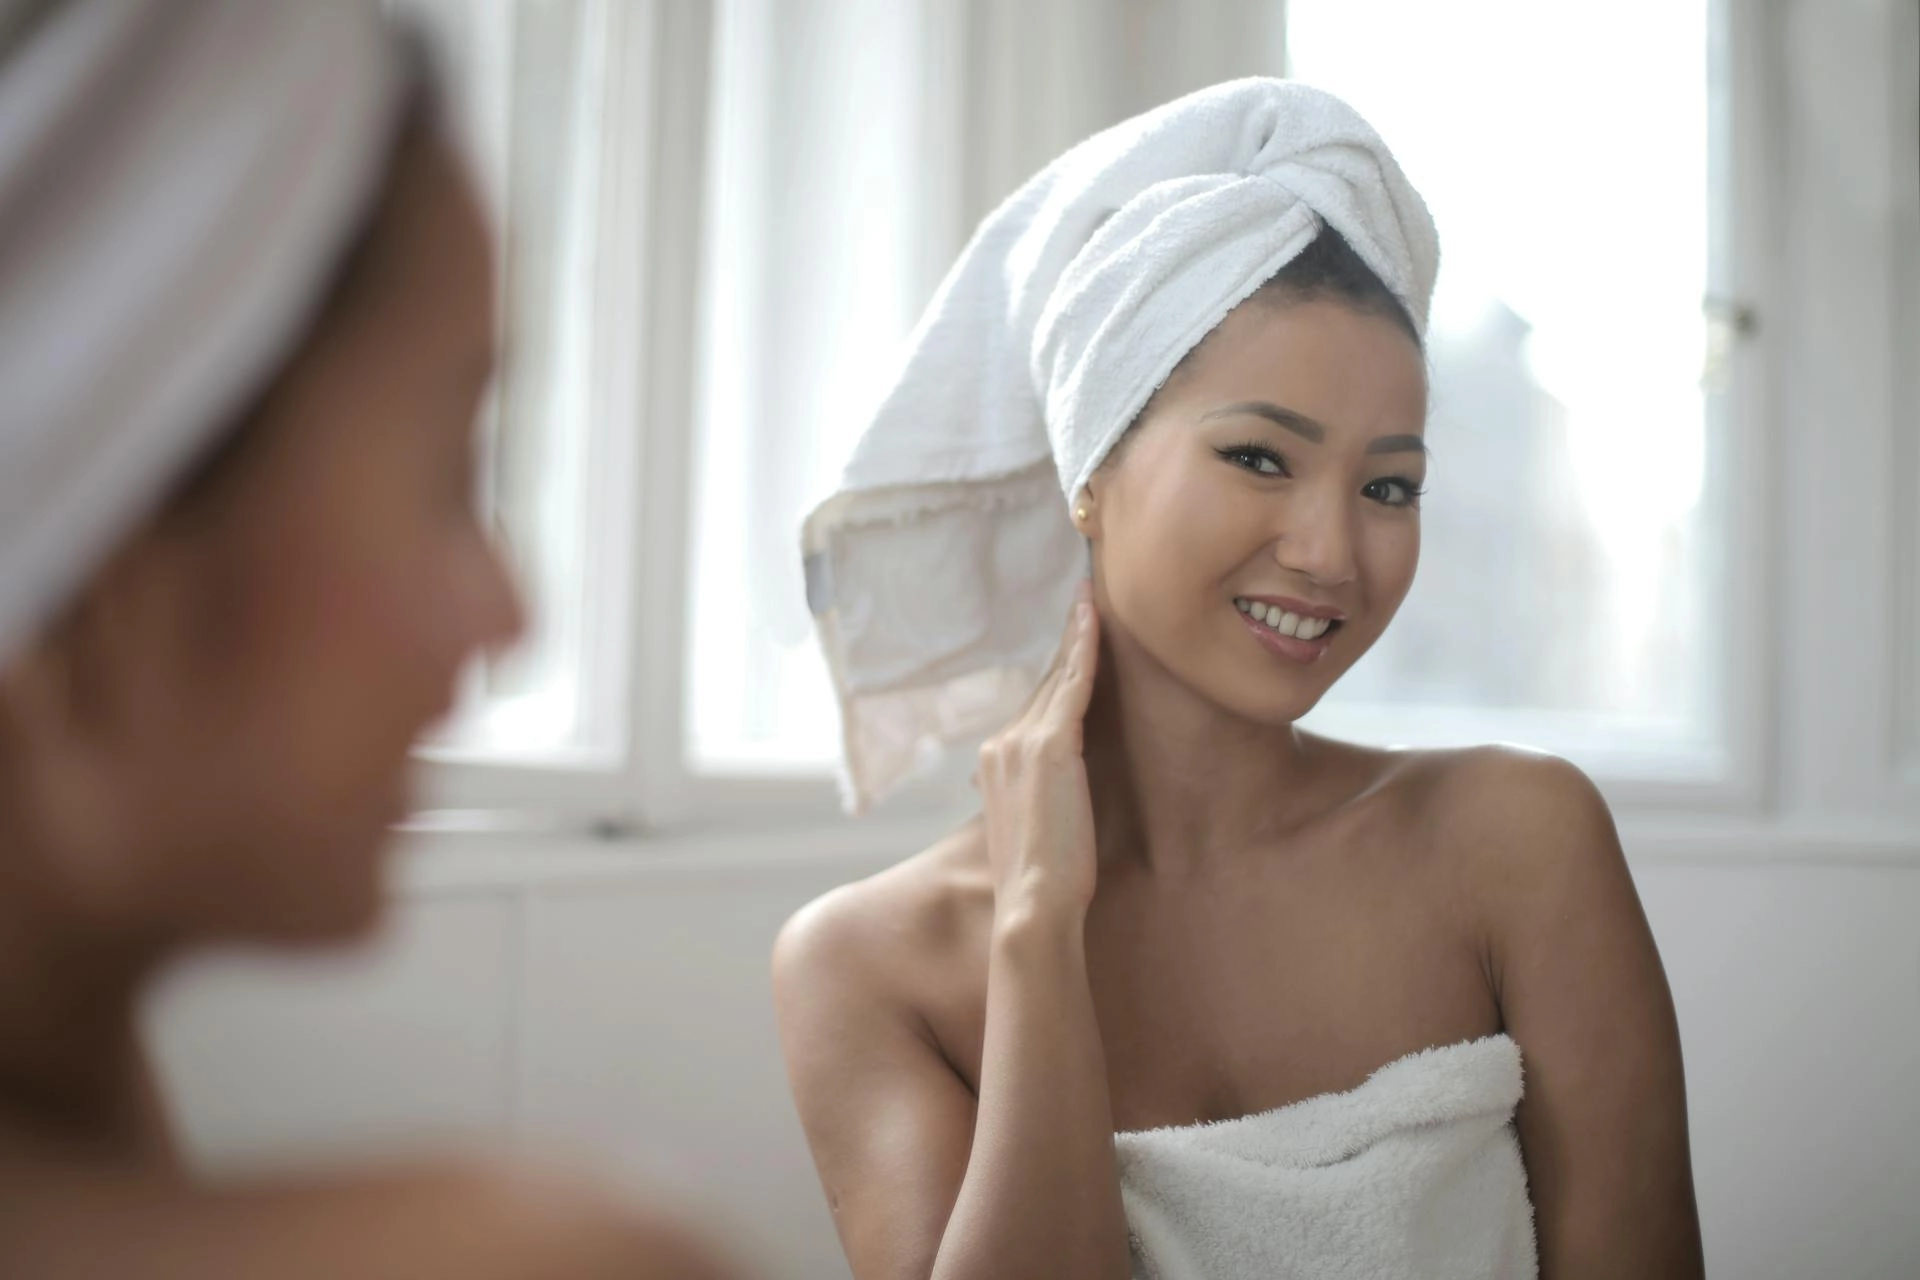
[369,1160,741,1280]
[1376,744,1650,1006]
[360,1161,738,1280]
[1350,741,1632,961]
[770,819,992,1254]
[0,1150,739,1280]
[1375,758,1699,1273]
[1384,742,1618,873]
[772,817,992,1015]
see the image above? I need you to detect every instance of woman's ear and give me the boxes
[28,519,212,740]
[1072,484,1103,538]
[0,619,137,901]
[0,528,209,908]
[0,628,74,752]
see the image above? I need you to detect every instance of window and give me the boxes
[684,0,1291,783]
[1283,0,1746,792]
[685,0,953,776]
[408,0,1794,830]
[685,0,1749,806]
[394,0,669,823]
[398,0,628,768]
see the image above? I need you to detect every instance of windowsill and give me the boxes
[384,808,1920,900]
[388,805,969,897]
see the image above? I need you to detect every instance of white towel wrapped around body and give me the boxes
[801,78,1438,811]
[1115,1035,1537,1280]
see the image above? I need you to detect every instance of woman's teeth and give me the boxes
[1235,598,1335,641]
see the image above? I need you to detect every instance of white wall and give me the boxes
[149,829,1920,1280]
[1638,856,1920,1280]
[151,836,884,1280]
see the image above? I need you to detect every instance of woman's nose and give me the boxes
[1273,488,1357,587]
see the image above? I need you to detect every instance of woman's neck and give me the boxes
[1082,629,1331,877]
[0,835,169,1160]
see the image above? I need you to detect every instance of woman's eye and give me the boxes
[1364,477,1425,507]
[1218,444,1288,476]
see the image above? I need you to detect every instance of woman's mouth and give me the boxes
[1233,596,1344,663]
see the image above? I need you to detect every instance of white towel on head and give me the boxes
[802,78,1439,812]
[0,0,410,666]
[1116,1035,1537,1279]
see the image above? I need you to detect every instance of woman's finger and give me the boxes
[1015,659,1064,725]
[1044,597,1100,725]
[1015,591,1090,723]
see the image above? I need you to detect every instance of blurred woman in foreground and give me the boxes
[0,2,734,1275]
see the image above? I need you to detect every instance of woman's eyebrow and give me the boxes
[1201,401,1324,442]
[1201,402,1428,456]
[1366,434,1429,456]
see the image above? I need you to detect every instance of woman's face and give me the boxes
[17,123,522,946]
[1085,295,1428,725]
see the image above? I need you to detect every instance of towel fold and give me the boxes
[1115,1035,1537,1279]
[0,0,409,665]
[801,78,1438,811]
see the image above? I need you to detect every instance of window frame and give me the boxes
[1894,0,1920,797]
[416,0,703,831]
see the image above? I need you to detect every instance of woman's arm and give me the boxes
[774,888,1131,1280]
[774,594,1132,1280]
[1465,750,1704,1278]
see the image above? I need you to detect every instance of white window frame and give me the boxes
[409,0,984,837]
[1750,0,1920,834]
[1894,0,1920,798]
[407,0,1920,849]
[414,0,703,832]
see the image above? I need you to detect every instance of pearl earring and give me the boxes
[1075,505,1089,522]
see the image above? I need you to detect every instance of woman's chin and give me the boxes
[256,814,400,945]
[1213,662,1339,725]
[261,875,391,946]
[1250,694,1326,728]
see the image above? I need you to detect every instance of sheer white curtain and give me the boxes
[687,0,1288,771]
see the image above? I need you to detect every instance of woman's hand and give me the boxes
[976,584,1102,918]
[778,586,1130,1280]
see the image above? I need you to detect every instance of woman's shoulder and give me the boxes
[1364,741,1622,893]
[0,1149,737,1280]
[1376,742,1609,819]
[773,818,994,1008]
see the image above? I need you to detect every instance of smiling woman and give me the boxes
[775,78,1702,1280]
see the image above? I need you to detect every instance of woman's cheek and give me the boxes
[1366,516,1421,605]
[1382,518,1428,598]
[277,529,450,737]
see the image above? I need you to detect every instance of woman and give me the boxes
[776,80,1703,1278]
[0,3,733,1275]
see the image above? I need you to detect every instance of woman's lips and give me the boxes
[1235,598,1341,664]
